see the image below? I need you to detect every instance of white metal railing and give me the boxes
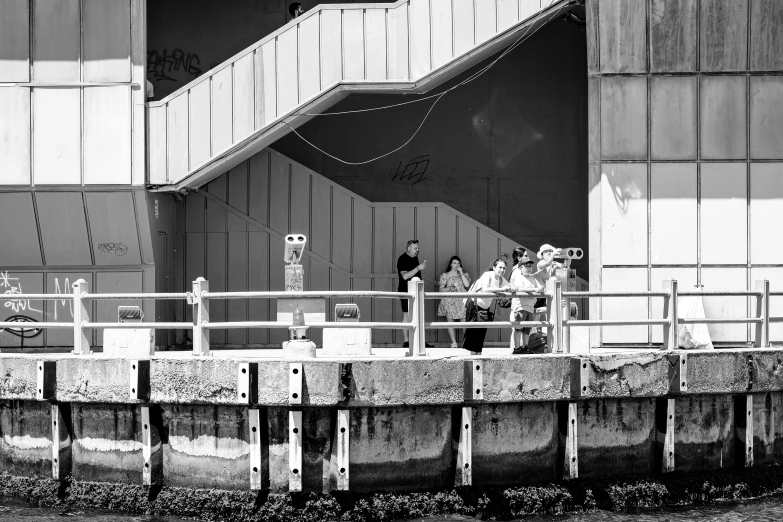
[1,278,781,356]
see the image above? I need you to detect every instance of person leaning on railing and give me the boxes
[462,258,511,355]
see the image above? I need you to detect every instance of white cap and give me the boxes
[537,244,555,258]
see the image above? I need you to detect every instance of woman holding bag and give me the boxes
[462,258,511,354]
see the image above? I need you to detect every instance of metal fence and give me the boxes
[1,277,780,356]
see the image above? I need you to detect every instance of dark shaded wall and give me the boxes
[586,0,783,345]
[147,0,395,99]
[273,18,589,272]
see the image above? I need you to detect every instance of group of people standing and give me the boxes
[397,240,563,353]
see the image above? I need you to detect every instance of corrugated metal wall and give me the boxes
[587,0,783,345]
[0,190,155,348]
[177,148,560,347]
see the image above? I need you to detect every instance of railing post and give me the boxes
[408,279,425,357]
[192,277,210,356]
[755,279,770,348]
[662,279,678,350]
[546,278,562,353]
[72,279,90,355]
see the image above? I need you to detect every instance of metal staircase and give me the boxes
[147,0,574,190]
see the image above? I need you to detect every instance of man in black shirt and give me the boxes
[397,239,427,348]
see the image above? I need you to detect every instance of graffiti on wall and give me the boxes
[389,155,430,186]
[147,49,204,82]
[52,277,76,321]
[1,271,43,345]
[97,242,128,256]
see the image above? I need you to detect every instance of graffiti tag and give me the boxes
[390,155,430,185]
[97,242,128,256]
[53,277,74,320]
[147,49,203,82]
[1,315,42,339]
[1,271,42,315]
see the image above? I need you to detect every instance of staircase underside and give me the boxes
[147,0,576,192]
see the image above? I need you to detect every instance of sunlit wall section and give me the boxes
[587,0,783,346]
[0,0,145,186]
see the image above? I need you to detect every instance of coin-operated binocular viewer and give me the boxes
[550,247,585,353]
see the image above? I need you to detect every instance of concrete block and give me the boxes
[471,403,557,485]
[322,328,372,356]
[687,350,750,394]
[0,400,52,478]
[349,406,452,493]
[348,359,464,406]
[257,361,342,406]
[578,398,656,478]
[480,356,571,403]
[162,404,249,490]
[103,328,155,357]
[587,352,670,398]
[57,357,134,403]
[752,391,783,466]
[749,349,783,391]
[71,403,144,484]
[151,357,244,404]
[675,394,735,471]
[0,356,44,400]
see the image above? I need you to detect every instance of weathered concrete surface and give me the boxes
[151,358,242,404]
[687,351,749,395]
[578,398,656,478]
[587,352,670,398]
[472,403,557,485]
[57,357,134,403]
[257,361,342,406]
[675,395,735,471]
[348,359,464,406]
[71,403,143,484]
[0,400,51,478]
[162,404,250,490]
[349,406,452,493]
[480,356,571,402]
[753,391,783,465]
[0,356,46,400]
[751,349,783,391]
[264,407,335,493]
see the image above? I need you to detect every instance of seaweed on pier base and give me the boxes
[2,465,783,520]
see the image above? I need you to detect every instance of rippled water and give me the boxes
[4,494,783,521]
[0,496,188,522]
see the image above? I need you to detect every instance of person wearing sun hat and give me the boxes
[537,243,564,281]
[509,250,544,352]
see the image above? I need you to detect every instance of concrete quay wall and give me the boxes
[1,350,782,493]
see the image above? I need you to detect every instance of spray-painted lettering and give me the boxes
[97,242,128,256]
[1,271,42,315]
[147,49,203,82]
[390,155,430,185]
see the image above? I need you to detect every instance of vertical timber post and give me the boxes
[192,277,210,356]
[735,394,754,468]
[662,280,678,350]
[408,279,425,357]
[141,405,152,485]
[561,402,578,479]
[51,403,71,480]
[455,406,472,486]
[332,409,349,491]
[72,279,91,355]
[249,408,263,489]
[546,278,562,353]
[289,410,303,492]
[289,363,303,405]
[754,280,770,348]
[656,398,676,473]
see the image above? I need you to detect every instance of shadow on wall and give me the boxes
[272,18,589,273]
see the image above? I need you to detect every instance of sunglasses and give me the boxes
[521,261,534,266]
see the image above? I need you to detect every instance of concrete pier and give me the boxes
[1,350,783,498]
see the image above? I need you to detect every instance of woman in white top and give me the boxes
[462,258,511,354]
